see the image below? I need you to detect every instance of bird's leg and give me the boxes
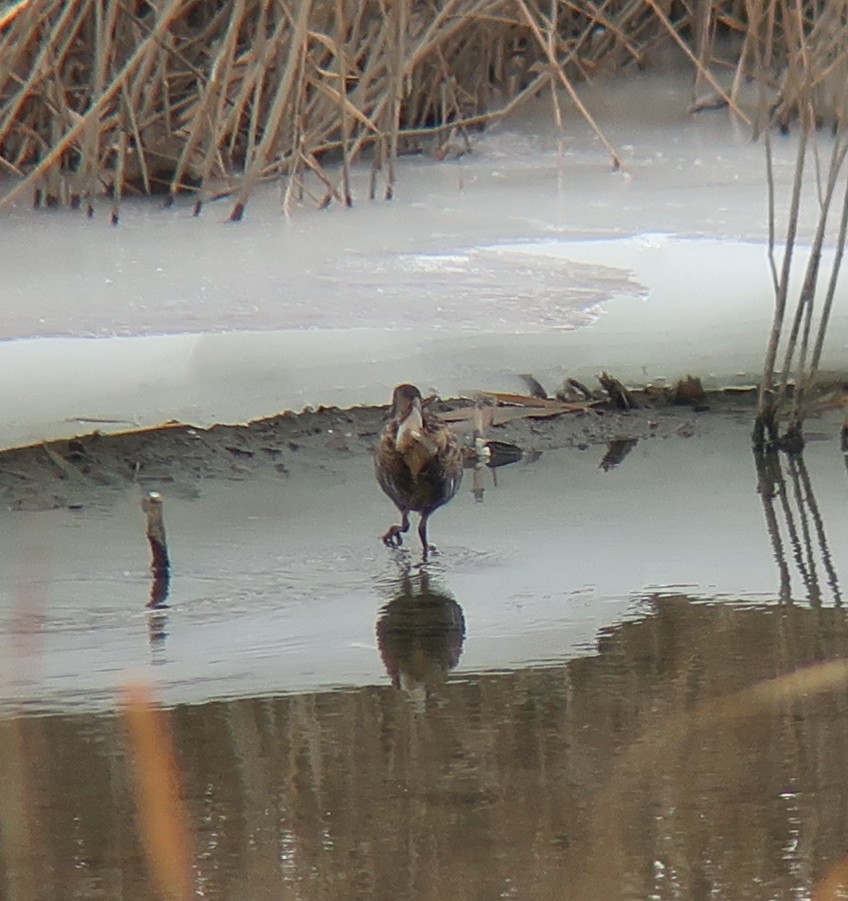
[417,512,437,560]
[382,510,410,547]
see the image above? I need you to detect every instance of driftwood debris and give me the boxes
[672,375,707,407]
[556,378,595,403]
[598,372,638,410]
[141,491,169,576]
[441,392,597,428]
[519,374,549,400]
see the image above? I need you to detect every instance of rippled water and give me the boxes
[1,412,848,899]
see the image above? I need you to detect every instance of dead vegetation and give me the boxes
[749,0,848,449]
[0,0,842,220]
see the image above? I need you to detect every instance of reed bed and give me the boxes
[0,0,836,220]
[750,0,848,447]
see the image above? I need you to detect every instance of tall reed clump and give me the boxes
[751,0,848,450]
[1,0,747,220]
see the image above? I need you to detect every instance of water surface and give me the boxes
[1,413,847,899]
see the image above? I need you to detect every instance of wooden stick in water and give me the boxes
[141,491,170,578]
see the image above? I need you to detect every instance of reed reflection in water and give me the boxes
[755,445,842,605]
[3,595,848,899]
[4,433,848,899]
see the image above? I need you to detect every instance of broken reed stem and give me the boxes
[229,0,313,221]
[336,0,352,208]
[141,491,170,578]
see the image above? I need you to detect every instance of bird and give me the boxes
[375,384,463,559]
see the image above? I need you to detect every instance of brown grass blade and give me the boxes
[121,681,194,901]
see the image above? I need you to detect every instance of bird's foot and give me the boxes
[382,525,405,548]
[420,543,439,562]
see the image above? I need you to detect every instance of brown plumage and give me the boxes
[375,384,463,558]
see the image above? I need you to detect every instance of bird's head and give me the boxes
[391,384,424,449]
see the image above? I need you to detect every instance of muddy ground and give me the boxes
[0,386,770,514]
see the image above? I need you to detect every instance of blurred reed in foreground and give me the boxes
[122,682,194,901]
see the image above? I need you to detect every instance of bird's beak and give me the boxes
[396,396,423,449]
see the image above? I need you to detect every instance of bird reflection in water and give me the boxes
[376,565,466,695]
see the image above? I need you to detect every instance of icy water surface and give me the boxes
[2,414,848,899]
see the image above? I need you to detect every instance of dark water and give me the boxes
[3,421,848,900]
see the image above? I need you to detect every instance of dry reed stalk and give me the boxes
[110,128,126,224]
[692,0,713,98]
[121,682,194,901]
[236,6,291,185]
[0,0,35,30]
[755,133,807,445]
[561,0,643,70]
[754,0,848,448]
[283,45,308,213]
[0,0,82,150]
[186,0,248,214]
[382,0,407,201]
[336,0,352,207]
[515,0,622,168]
[782,137,848,385]
[0,0,187,211]
[229,0,313,221]
[642,0,750,122]
[122,81,150,197]
[805,152,848,377]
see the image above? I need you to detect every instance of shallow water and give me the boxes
[2,412,846,714]
[2,414,848,899]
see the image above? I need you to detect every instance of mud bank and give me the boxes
[0,389,748,514]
